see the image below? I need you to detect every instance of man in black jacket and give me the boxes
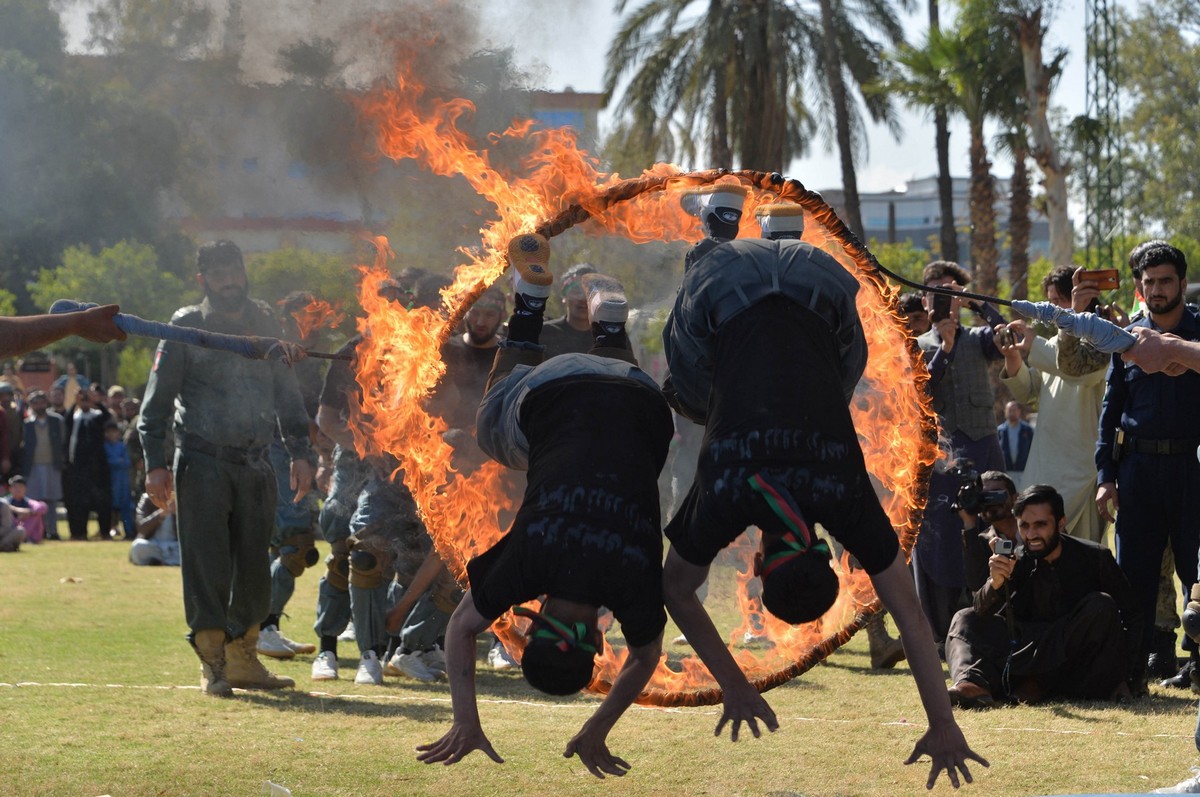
[959,470,1020,592]
[945,484,1140,708]
[62,386,111,541]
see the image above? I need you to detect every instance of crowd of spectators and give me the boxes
[9,233,1200,790]
[3,245,1193,699]
[0,370,142,547]
[906,240,1200,725]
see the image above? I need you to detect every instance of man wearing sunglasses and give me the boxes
[416,234,673,778]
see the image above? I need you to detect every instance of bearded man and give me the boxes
[1096,241,1200,691]
[944,485,1140,707]
[139,241,314,697]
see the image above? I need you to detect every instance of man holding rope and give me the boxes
[139,240,315,697]
[0,305,125,359]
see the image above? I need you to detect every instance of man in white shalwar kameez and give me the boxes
[996,269,1107,543]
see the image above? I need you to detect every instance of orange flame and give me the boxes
[347,44,937,704]
[289,298,345,340]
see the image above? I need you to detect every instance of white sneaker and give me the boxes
[338,621,356,642]
[311,650,339,681]
[507,233,553,287]
[257,625,297,660]
[282,634,316,655]
[1155,768,1200,793]
[742,630,774,648]
[389,651,437,682]
[487,641,518,670]
[423,645,446,675]
[354,650,383,685]
[514,274,552,301]
[581,274,628,325]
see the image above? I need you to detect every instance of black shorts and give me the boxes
[664,455,899,575]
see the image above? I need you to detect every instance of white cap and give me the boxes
[755,203,805,239]
[680,183,749,218]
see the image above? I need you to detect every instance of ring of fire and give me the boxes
[351,169,938,707]
[349,69,937,707]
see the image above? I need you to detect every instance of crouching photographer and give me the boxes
[945,484,1142,708]
[953,466,1019,592]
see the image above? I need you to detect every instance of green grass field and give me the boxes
[0,538,1195,796]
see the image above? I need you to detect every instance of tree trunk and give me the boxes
[708,0,733,169]
[818,0,864,239]
[739,2,785,170]
[968,119,998,296]
[710,73,732,169]
[935,108,958,262]
[1008,143,1031,299]
[1017,9,1072,266]
[930,0,959,261]
[99,345,119,390]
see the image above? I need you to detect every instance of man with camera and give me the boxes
[998,266,1107,545]
[915,261,1007,646]
[954,468,1020,592]
[945,484,1140,708]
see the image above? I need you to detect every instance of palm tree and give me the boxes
[1010,4,1072,267]
[995,128,1032,299]
[889,2,1023,296]
[604,0,909,239]
[928,0,958,261]
[991,33,1034,300]
[810,0,911,238]
[604,0,806,172]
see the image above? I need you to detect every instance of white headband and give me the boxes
[755,204,805,238]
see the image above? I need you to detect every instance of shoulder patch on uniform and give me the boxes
[171,305,203,324]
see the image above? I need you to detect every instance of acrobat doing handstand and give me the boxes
[415,234,674,778]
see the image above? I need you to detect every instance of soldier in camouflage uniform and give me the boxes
[259,292,327,660]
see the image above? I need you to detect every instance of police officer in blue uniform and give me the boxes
[1097,240,1200,691]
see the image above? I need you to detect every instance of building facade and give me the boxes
[821,176,1058,274]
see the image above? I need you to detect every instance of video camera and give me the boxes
[948,459,1010,514]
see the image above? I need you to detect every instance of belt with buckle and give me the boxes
[182,433,266,465]
[1124,434,1200,456]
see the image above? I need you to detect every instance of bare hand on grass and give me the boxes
[416,723,504,767]
[564,727,631,779]
[904,723,989,789]
[715,686,778,741]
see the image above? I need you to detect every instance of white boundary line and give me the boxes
[0,680,1190,739]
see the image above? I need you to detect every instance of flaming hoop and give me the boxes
[350,59,938,707]
[534,169,938,705]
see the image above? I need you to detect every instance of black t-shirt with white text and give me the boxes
[467,377,672,647]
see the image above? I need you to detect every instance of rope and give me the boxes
[48,299,352,360]
[521,169,934,707]
[1010,299,1137,353]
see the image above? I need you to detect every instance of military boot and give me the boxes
[190,628,234,698]
[866,613,906,670]
[225,625,295,690]
[1147,627,1180,681]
